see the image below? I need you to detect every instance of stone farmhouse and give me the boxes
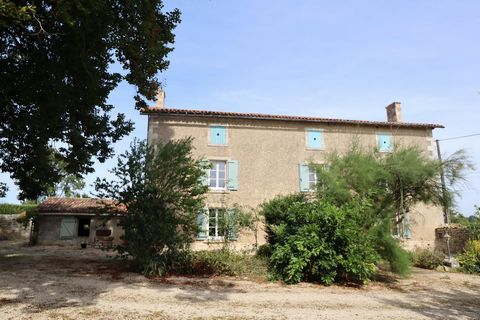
[143,92,445,250]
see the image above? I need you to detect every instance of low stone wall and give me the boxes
[435,225,470,255]
[0,214,30,241]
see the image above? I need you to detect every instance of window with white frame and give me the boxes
[208,208,226,238]
[209,160,226,190]
[308,167,317,191]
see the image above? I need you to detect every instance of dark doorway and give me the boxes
[78,218,91,237]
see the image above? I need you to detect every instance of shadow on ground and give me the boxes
[0,241,129,314]
[377,285,480,319]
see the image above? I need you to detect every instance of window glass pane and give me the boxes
[210,170,217,179]
[218,180,225,188]
[217,162,226,171]
[209,180,216,188]
[208,227,216,237]
[218,170,225,180]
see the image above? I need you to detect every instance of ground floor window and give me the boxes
[208,208,226,238]
[77,218,91,237]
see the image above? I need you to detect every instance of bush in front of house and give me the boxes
[411,248,444,270]
[458,240,480,274]
[261,193,379,285]
[95,138,209,276]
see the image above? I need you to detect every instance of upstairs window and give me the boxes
[200,159,239,191]
[377,133,393,152]
[209,160,226,190]
[306,129,324,149]
[210,125,227,145]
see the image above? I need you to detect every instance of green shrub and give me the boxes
[411,248,444,270]
[262,195,379,285]
[459,240,480,274]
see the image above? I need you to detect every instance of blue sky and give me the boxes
[1,0,479,215]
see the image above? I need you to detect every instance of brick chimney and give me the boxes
[386,102,402,123]
[156,89,165,108]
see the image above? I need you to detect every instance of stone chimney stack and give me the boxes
[386,102,402,123]
[156,89,165,108]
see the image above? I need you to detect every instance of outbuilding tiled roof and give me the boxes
[38,197,126,214]
[142,107,444,129]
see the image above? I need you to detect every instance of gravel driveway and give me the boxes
[0,241,479,320]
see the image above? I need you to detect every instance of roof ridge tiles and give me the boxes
[141,107,444,129]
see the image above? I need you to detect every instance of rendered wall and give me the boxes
[148,115,444,250]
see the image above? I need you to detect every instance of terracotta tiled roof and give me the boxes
[141,107,444,129]
[38,197,126,214]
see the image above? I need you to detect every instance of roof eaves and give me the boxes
[142,108,444,129]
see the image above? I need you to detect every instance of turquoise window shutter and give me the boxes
[228,160,239,190]
[299,164,310,192]
[378,133,392,152]
[227,208,238,240]
[307,130,323,149]
[403,212,412,239]
[196,210,207,240]
[210,126,227,145]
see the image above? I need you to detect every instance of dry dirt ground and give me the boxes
[0,241,479,320]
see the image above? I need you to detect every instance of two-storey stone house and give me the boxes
[143,92,444,250]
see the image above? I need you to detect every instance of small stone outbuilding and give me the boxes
[35,197,126,248]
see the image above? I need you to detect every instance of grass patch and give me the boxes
[184,249,268,281]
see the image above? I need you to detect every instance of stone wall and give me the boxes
[148,114,443,249]
[0,214,30,241]
[435,225,470,255]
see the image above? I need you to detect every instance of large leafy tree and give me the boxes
[95,138,209,275]
[45,156,87,198]
[0,1,181,200]
[0,182,7,198]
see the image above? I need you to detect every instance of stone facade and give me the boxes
[435,225,471,255]
[145,105,445,250]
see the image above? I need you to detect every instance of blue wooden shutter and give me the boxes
[403,212,412,239]
[307,130,323,149]
[227,208,238,240]
[60,218,76,239]
[210,126,227,145]
[299,164,310,192]
[228,160,238,191]
[378,133,392,152]
[196,209,207,240]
